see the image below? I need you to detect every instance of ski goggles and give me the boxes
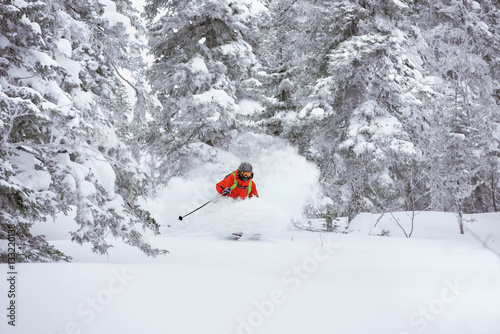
[240,171,252,178]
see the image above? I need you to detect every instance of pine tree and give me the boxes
[417,0,500,214]
[143,0,266,180]
[276,0,500,220]
[255,0,340,136]
[284,0,427,220]
[257,0,304,118]
[0,0,166,262]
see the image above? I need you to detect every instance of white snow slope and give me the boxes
[2,134,500,334]
[1,212,500,334]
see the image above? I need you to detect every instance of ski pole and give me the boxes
[178,186,227,221]
[178,193,222,221]
[178,200,214,221]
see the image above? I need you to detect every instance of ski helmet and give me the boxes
[238,162,253,181]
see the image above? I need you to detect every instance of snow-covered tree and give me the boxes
[256,0,303,117]
[416,0,500,214]
[273,0,500,220]
[143,0,266,180]
[0,0,166,262]
[255,0,341,136]
[285,0,427,220]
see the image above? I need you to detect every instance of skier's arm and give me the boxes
[216,174,235,195]
[250,182,259,198]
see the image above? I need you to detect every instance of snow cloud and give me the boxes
[141,133,322,239]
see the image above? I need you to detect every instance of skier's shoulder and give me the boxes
[224,170,237,180]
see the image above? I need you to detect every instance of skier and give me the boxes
[216,162,260,240]
[216,162,259,199]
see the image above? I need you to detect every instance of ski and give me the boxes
[227,232,261,240]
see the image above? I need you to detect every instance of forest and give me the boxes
[1,0,499,261]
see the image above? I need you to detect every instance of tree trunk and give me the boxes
[492,174,498,212]
[457,209,465,235]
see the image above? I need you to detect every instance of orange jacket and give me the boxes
[216,169,259,199]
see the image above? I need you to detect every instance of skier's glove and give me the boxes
[222,187,232,196]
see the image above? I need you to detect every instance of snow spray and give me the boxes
[141,133,322,237]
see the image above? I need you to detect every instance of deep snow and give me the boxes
[3,134,500,334]
[2,211,500,334]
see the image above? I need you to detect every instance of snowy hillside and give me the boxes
[2,210,500,334]
[4,135,500,334]
[3,103,500,334]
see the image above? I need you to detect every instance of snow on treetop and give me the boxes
[341,100,416,157]
[193,89,238,111]
[237,99,263,115]
[190,56,209,74]
[10,149,51,191]
[392,0,409,9]
[99,0,132,34]
[56,38,72,58]
[472,1,481,10]
[238,0,268,16]
[12,0,35,9]
[0,34,10,49]
[21,14,41,34]
[310,108,325,118]
[28,49,59,68]
[25,77,72,116]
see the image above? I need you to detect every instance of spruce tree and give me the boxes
[417,0,500,213]
[284,0,426,220]
[143,0,266,180]
[0,0,165,262]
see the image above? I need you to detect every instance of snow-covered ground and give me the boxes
[2,210,500,334]
[2,134,500,334]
